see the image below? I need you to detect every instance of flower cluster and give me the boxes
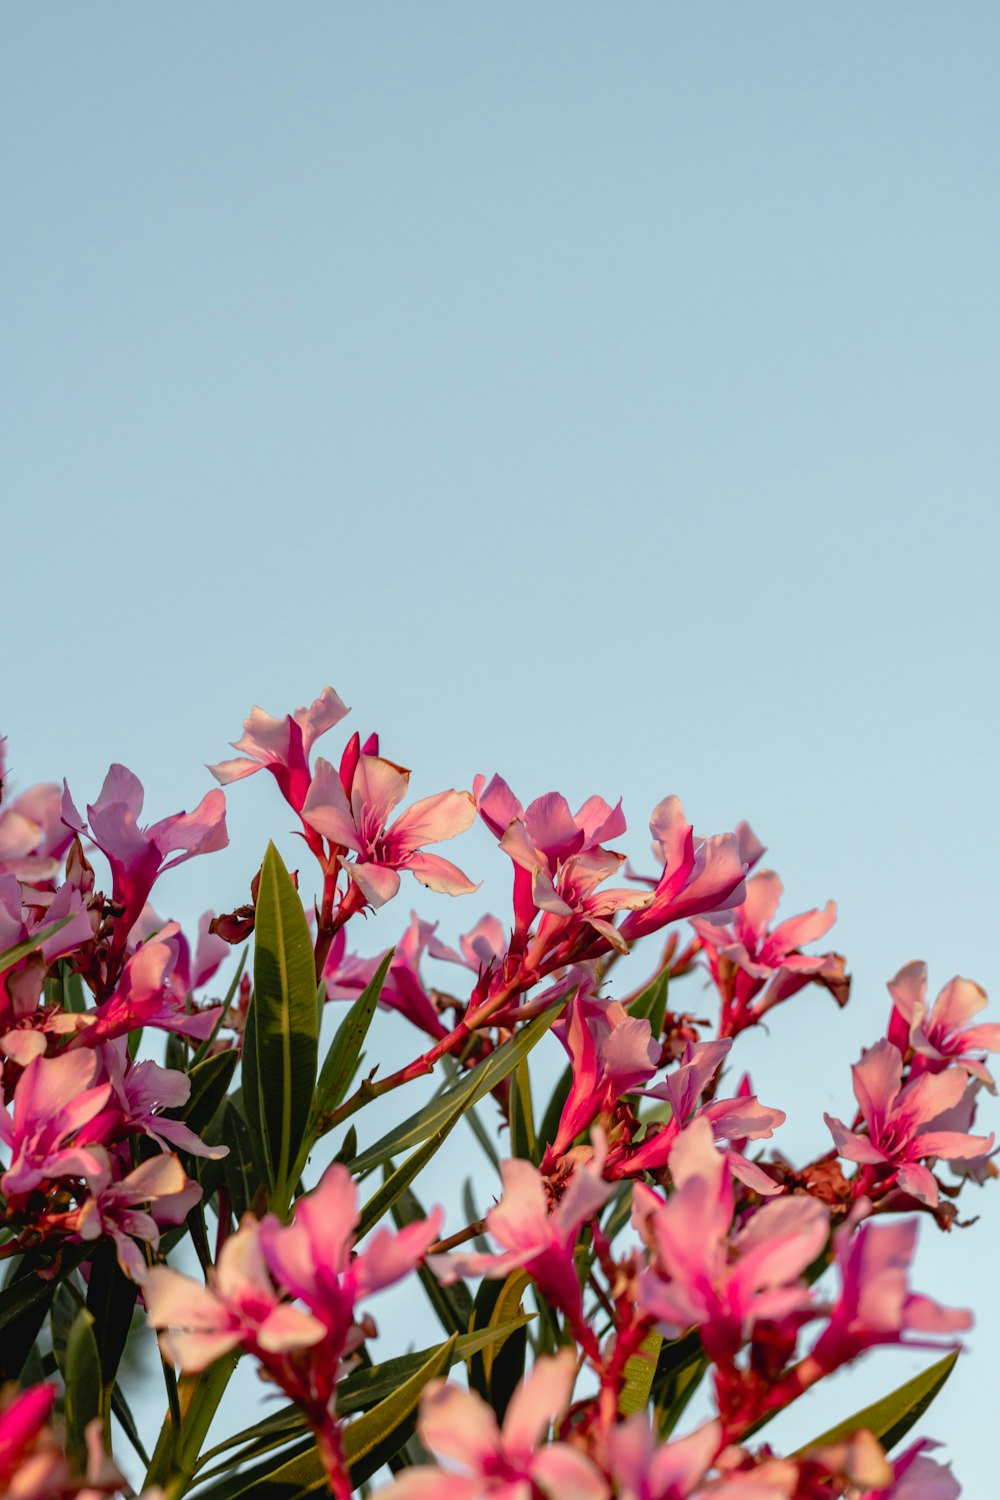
[0,693,992,1500]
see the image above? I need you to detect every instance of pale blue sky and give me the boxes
[3,3,999,1488]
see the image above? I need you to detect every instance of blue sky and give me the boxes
[3,3,999,1487]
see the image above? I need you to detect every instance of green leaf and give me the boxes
[391,1183,474,1338]
[619,1329,663,1416]
[301,951,393,1158]
[239,1000,268,1187]
[508,1056,537,1163]
[63,1308,104,1470]
[84,1240,138,1391]
[355,1113,462,1241]
[630,968,669,1038]
[351,1003,563,1177]
[173,1049,239,1137]
[794,1351,959,1457]
[650,1330,707,1438]
[252,842,320,1208]
[193,948,248,1067]
[469,1269,531,1421]
[536,1062,572,1154]
[0,915,71,973]
[194,1321,530,1481]
[345,1333,457,1487]
[223,1100,259,1222]
[0,1247,87,1379]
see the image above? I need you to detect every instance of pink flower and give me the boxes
[887,962,1000,1090]
[431,1147,612,1356]
[373,1352,609,1500]
[607,1416,722,1500]
[0,1049,114,1197]
[302,754,477,908]
[208,686,350,812]
[805,1210,971,1376]
[636,1119,828,1363]
[869,1440,960,1500]
[143,1216,325,1372]
[324,912,450,1039]
[689,871,849,1038]
[145,1161,442,1392]
[100,1037,229,1160]
[0,740,74,883]
[76,1150,202,1280]
[618,798,749,945]
[62,765,227,947]
[427,913,508,974]
[824,1038,995,1207]
[615,1040,785,1194]
[544,988,659,1159]
[0,874,93,1023]
[52,931,223,1049]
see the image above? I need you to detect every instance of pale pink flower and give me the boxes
[208,686,350,811]
[0,740,74,882]
[0,1049,115,1197]
[100,1037,229,1160]
[427,912,507,974]
[869,1440,960,1500]
[824,1038,994,1207]
[636,1119,828,1362]
[62,765,227,945]
[887,961,1000,1090]
[302,753,477,908]
[374,1352,609,1500]
[76,1150,202,1280]
[0,875,93,1022]
[619,798,748,944]
[143,1216,325,1371]
[606,1415,722,1500]
[690,870,849,1037]
[431,1147,612,1355]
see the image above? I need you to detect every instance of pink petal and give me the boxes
[418,1381,501,1469]
[391,790,477,851]
[770,899,837,953]
[405,851,479,898]
[256,1303,326,1353]
[530,1444,609,1500]
[474,774,524,840]
[739,872,784,939]
[895,1162,940,1206]
[824,1114,889,1165]
[342,859,402,908]
[852,1039,903,1130]
[886,962,928,1026]
[207,756,262,786]
[292,686,350,754]
[302,757,362,850]
[153,789,229,868]
[503,1351,576,1458]
[351,756,411,834]
[930,976,988,1033]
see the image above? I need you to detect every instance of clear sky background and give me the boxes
[3,3,999,1491]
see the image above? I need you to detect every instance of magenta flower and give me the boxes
[58,931,223,1047]
[616,1040,785,1194]
[324,911,450,1039]
[824,1038,995,1207]
[618,798,748,945]
[302,753,477,908]
[0,1049,115,1197]
[805,1211,971,1377]
[431,1147,612,1356]
[689,870,849,1037]
[208,686,350,811]
[636,1119,828,1363]
[101,1037,229,1160]
[887,961,1000,1090]
[62,764,228,947]
[0,874,93,1023]
[545,988,659,1159]
[374,1352,609,1500]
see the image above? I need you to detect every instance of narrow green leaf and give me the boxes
[0,915,71,973]
[252,843,319,1208]
[111,1381,151,1467]
[508,1056,536,1163]
[193,948,248,1067]
[172,1049,239,1137]
[469,1269,531,1420]
[239,1001,269,1187]
[356,1116,461,1241]
[536,1061,572,1154]
[629,968,670,1037]
[619,1329,663,1416]
[345,1333,457,1487]
[312,952,393,1123]
[63,1308,104,1470]
[351,1003,562,1176]
[0,1247,87,1375]
[84,1240,138,1391]
[392,1183,474,1338]
[794,1351,959,1457]
[223,1101,259,1222]
[195,1321,530,1480]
